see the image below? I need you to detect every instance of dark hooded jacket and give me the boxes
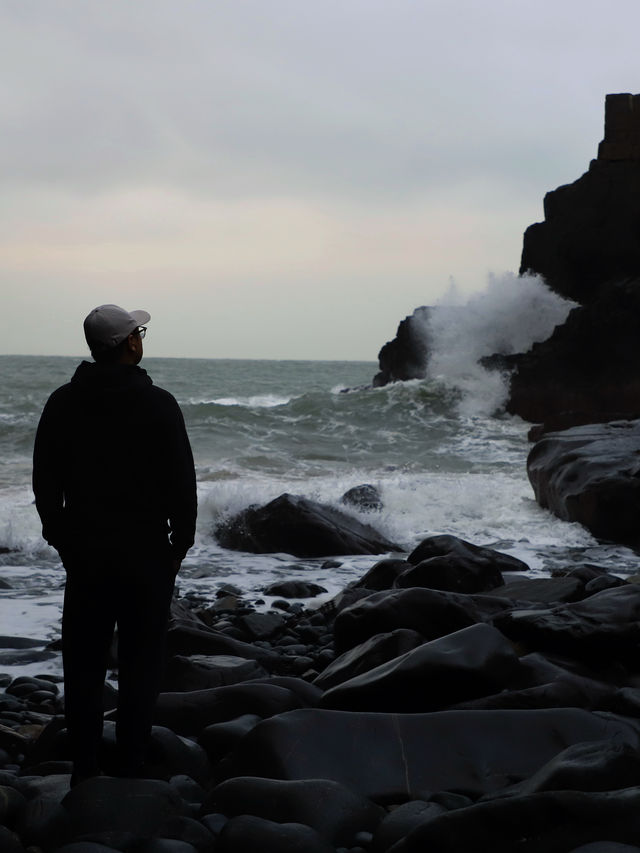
[33,361,197,561]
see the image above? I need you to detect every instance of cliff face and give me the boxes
[374,95,640,426]
[520,94,640,305]
[373,306,430,387]
[502,93,640,425]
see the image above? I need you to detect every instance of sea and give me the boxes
[2,275,640,680]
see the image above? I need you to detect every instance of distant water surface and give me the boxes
[1,320,639,676]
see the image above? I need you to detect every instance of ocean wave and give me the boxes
[188,394,294,408]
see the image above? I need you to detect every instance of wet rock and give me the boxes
[198,714,262,763]
[216,707,640,801]
[407,534,529,574]
[313,628,424,691]
[497,576,585,604]
[320,624,520,712]
[333,586,516,654]
[215,493,400,557]
[163,654,267,692]
[264,580,328,598]
[154,681,311,737]
[352,559,411,591]
[494,584,640,663]
[166,620,280,669]
[340,484,383,512]
[527,419,640,546]
[237,612,285,640]
[202,777,383,846]
[395,552,504,594]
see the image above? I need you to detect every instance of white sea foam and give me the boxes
[423,272,575,415]
[190,394,293,408]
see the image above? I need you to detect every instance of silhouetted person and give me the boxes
[33,304,197,785]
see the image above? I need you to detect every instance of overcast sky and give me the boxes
[1,0,637,360]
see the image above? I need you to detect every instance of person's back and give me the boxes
[33,304,197,785]
[35,359,195,558]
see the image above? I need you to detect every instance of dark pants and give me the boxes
[61,548,175,777]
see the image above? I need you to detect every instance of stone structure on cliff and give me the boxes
[519,93,640,306]
[498,93,640,425]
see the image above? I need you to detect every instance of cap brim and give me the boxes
[130,310,151,326]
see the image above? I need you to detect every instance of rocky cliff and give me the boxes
[375,94,640,426]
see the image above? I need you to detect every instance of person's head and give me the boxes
[83,304,151,365]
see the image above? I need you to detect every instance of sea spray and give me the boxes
[423,272,576,414]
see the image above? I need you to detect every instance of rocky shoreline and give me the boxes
[3,532,640,852]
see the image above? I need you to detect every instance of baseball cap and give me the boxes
[84,304,151,352]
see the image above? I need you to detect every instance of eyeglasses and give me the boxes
[134,326,147,339]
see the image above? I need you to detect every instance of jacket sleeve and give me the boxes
[165,396,198,561]
[32,393,68,553]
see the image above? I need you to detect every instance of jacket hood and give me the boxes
[69,360,153,402]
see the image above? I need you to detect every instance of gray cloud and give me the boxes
[1,0,631,202]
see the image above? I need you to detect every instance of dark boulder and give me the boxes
[332,586,517,655]
[388,787,640,853]
[263,580,328,598]
[483,739,640,799]
[407,534,529,573]
[215,707,640,802]
[198,714,263,763]
[493,584,640,663]
[201,777,383,846]
[496,576,585,604]
[313,628,425,691]
[340,484,383,512]
[163,655,267,692]
[320,623,520,712]
[216,815,334,853]
[526,419,640,545]
[352,559,412,591]
[373,307,430,387]
[395,553,504,594]
[154,682,311,737]
[215,493,400,557]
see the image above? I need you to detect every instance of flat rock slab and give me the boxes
[527,419,640,545]
[216,707,640,801]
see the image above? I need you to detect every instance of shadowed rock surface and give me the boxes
[526,419,640,545]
